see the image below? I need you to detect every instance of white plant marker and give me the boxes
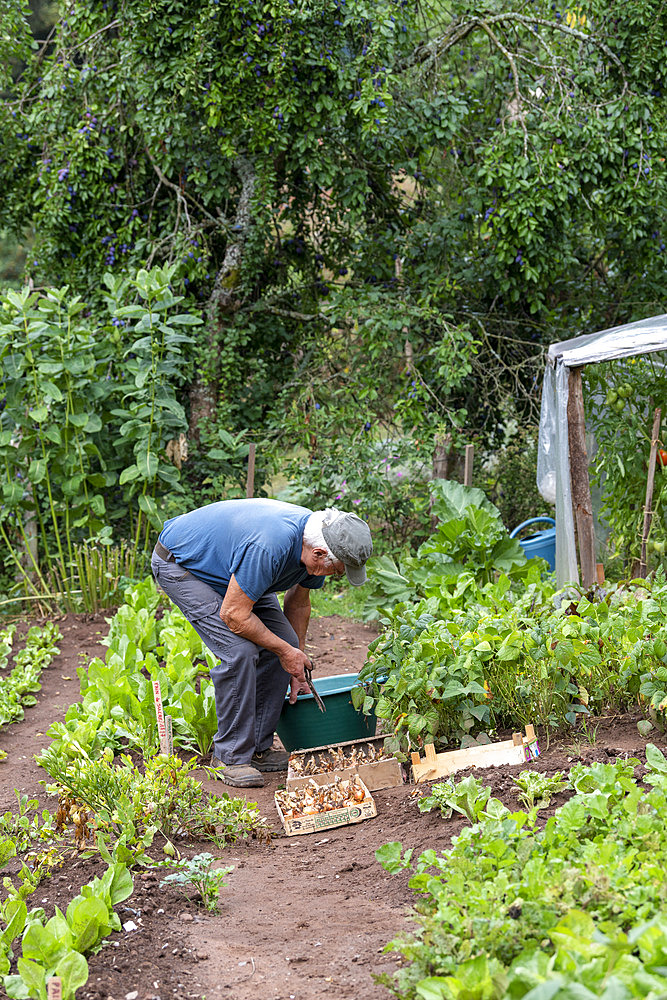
[47,978,62,1000]
[152,680,169,754]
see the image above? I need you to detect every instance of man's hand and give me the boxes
[278,646,313,704]
[289,674,311,705]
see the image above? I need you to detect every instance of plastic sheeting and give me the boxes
[537,313,667,587]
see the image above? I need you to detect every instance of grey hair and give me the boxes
[303,509,339,565]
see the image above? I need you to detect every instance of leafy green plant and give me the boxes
[376,753,667,1000]
[362,480,542,620]
[512,770,567,810]
[159,853,233,912]
[0,624,61,732]
[0,795,55,854]
[356,574,667,753]
[417,775,503,824]
[0,268,197,609]
[3,861,133,1000]
[38,747,269,849]
[585,356,667,574]
[47,579,217,759]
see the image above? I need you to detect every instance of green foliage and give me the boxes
[0,268,197,603]
[3,861,133,1000]
[0,794,55,855]
[362,480,541,620]
[281,432,434,552]
[46,580,218,759]
[417,775,496,824]
[356,572,667,752]
[585,356,667,572]
[479,426,546,532]
[1,0,667,472]
[159,853,233,912]
[309,578,369,621]
[511,770,568,811]
[376,754,667,999]
[0,623,61,731]
[39,746,269,849]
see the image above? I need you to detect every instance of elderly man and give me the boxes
[151,499,372,787]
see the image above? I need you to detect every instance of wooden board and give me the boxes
[411,726,539,783]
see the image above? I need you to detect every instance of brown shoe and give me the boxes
[251,748,289,772]
[210,755,264,788]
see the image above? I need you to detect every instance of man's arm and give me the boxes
[220,576,311,696]
[283,583,312,652]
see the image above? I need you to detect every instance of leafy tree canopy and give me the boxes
[1,0,666,447]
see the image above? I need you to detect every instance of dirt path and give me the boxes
[0,612,665,1000]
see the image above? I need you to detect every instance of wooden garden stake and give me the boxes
[47,978,62,1000]
[464,444,474,487]
[567,367,596,588]
[246,442,256,498]
[432,431,452,481]
[165,713,174,755]
[430,431,452,529]
[638,406,662,578]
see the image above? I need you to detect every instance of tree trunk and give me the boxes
[189,156,256,442]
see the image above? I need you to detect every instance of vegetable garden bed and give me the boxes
[0,597,665,999]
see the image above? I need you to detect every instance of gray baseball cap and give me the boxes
[321,510,373,587]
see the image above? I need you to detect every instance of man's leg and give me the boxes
[251,595,297,754]
[152,552,258,764]
[151,552,297,768]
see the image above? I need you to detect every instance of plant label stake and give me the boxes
[166,712,174,754]
[47,978,62,1000]
[152,680,169,754]
[523,724,540,761]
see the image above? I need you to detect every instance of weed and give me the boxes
[512,770,568,810]
[159,853,234,912]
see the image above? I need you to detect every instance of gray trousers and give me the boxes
[151,550,296,764]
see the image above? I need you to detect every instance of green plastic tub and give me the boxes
[276,672,377,752]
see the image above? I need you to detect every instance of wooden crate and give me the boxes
[411,725,539,783]
[286,735,403,792]
[275,778,377,837]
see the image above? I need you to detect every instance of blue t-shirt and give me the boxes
[158,499,326,601]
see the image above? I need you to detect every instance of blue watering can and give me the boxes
[509,516,556,571]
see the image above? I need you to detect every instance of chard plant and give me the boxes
[511,770,568,810]
[2,861,133,1000]
[48,579,218,759]
[417,775,506,824]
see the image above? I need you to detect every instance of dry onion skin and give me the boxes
[289,743,389,776]
[276,776,368,819]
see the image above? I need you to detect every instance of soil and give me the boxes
[1,611,665,1000]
